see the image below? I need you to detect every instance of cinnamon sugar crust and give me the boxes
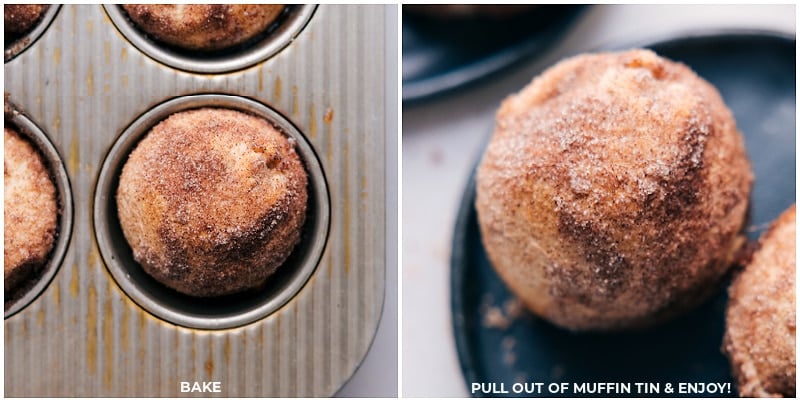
[4,126,58,295]
[724,205,795,397]
[476,49,753,331]
[122,4,285,51]
[116,108,308,297]
[4,5,49,35]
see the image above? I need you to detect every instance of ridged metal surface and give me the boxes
[4,4,385,397]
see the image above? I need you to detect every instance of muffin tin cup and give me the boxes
[4,5,61,62]
[94,94,331,330]
[4,108,74,318]
[103,5,317,74]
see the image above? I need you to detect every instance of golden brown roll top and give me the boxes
[4,126,58,296]
[117,108,308,297]
[122,4,285,51]
[476,49,753,330]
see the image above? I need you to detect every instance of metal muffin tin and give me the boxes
[4,5,61,62]
[104,5,317,74]
[94,94,331,330]
[4,4,386,397]
[4,106,74,319]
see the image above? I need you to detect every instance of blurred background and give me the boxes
[402,4,795,397]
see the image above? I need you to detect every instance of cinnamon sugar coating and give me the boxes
[4,5,49,35]
[476,49,753,331]
[724,205,795,397]
[117,108,308,297]
[4,127,58,295]
[122,4,285,51]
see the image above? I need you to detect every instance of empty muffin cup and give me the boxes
[4,107,73,318]
[103,5,317,74]
[93,94,330,330]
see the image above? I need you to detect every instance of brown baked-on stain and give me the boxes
[205,356,214,377]
[323,108,334,125]
[274,76,283,101]
[308,103,317,138]
[122,4,286,52]
[224,335,232,365]
[120,299,130,351]
[724,205,796,398]
[117,108,308,297]
[103,287,115,389]
[51,282,60,306]
[85,66,94,94]
[87,284,98,375]
[476,49,753,331]
[69,261,80,298]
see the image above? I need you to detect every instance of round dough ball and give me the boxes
[4,126,58,295]
[4,4,49,35]
[122,4,285,51]
[117,108,308,297]
[476,49,753,331]
[724,205,795,398]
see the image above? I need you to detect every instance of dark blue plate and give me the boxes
[451,32,796,398]
[402,5,586,103]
